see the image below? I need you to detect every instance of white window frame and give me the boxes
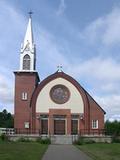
[92,120,98,129]
[24,122,29,129]
[22,92,28,100]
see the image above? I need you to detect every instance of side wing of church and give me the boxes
[14,15,105,135]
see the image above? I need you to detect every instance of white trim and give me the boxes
[22,92,28,100]
[20,52,35,71]
[92,120,98,129]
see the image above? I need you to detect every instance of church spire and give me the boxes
[21,12,34,52]
[20,12,36,71]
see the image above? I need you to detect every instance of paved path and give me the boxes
[42,145,92,160]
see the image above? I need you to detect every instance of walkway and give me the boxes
[42,145,92,160]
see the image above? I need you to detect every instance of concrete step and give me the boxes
[50,135,73,144]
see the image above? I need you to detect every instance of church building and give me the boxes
[14,15,105,135]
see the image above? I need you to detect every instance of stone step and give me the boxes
[50,135,73,144]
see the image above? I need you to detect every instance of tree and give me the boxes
[0,109,14,128]
[105,120,120,136]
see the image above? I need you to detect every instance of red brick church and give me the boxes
[14,15,105,135]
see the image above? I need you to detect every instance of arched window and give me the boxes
[23,54,30,70]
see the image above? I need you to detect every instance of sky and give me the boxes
[0,0,120,121]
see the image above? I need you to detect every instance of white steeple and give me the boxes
[20,12,36,71]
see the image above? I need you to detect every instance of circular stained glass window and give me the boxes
[50,84,70,104]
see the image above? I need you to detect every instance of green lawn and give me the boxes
[0,142,48,160]
[77,143,120,160]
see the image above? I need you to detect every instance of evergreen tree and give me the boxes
[0,109,14,128]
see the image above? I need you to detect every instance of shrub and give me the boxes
[36,137,42,143]
[73,137,84,145]
[0,133,8,141]
[84,139,95,144]
[36,137,51,144]
[73,137,95,145]
[17,137,31,142]
[112,136,120,143]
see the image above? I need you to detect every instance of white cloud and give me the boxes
[100,83,119,93]
[95,95,120,109]
[94,95,120,120]
[0,73,13,104]
[0,66,14,113]
[103,7,120,45]
[0,1,25,113]
[0,1,26,70]
[80,17,104,44]
[80,6,120,46]
[56,0,66,16]
[66,57,120,83]
[109,114,120,122]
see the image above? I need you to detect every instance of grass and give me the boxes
[77,143,120,160]
[0,141,48,160]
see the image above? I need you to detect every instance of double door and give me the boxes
[54,119,65,135]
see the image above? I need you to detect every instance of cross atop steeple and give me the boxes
[57,65,63,72]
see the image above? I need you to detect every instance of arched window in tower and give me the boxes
[23,54,30,70]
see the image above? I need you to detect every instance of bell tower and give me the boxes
[14,13,39,131]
